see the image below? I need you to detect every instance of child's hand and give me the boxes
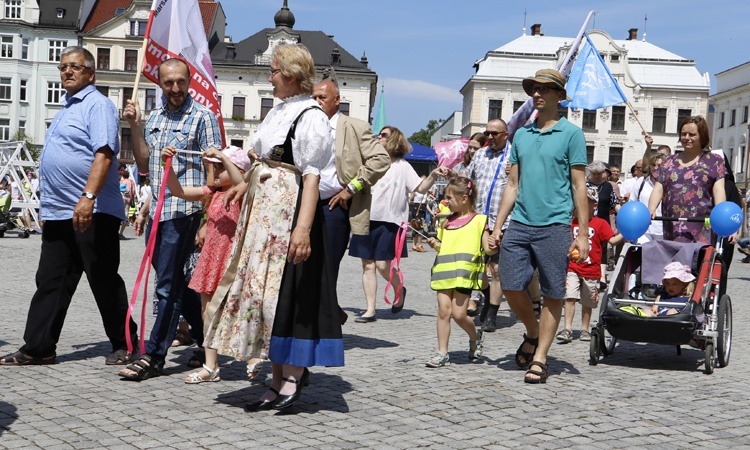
[427,237,436,248]
[161,146,177,162]
[203,147,224,162]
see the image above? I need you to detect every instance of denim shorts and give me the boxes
[498,221,571,300]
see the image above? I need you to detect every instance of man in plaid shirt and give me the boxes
[119,58,222,381]
[466,118,509,332]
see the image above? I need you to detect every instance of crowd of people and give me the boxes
[0,44,744,404]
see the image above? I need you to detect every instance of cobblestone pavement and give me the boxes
[1,231,750,449]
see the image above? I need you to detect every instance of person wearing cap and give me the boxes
[157,145,252,384]
[489,68,589,384]
[640,262,695,317]
[557,187,623,343]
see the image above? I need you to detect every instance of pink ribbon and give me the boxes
[125,156,172,355]
[383,221,407,306]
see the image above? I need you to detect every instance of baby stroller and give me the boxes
[590,222,732,374]
[0,194,31,238]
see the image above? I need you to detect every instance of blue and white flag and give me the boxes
[562,34,628,110]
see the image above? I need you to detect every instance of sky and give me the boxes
[219,0,750,137]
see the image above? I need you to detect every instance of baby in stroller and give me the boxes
[640,262,695,317]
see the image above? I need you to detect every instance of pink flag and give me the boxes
[142,0,225,146]
[434,138,469,169]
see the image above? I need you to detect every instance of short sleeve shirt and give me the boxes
[509,117,587,226]
[569,216,615,279]
[370,158,422,225]
[39,85,124,221]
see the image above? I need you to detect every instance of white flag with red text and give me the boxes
[143,0,225,145]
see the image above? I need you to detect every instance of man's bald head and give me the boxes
[313,80,340,119]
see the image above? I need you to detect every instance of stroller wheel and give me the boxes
[20,231,30,238]
[704,341,715,374]
[599,325,617,356]
[589,328,600,364]
[0,231,4,238]
[717,295,732,368]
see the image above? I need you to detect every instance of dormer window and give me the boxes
[57,8,65,19]
[5,0,21,19]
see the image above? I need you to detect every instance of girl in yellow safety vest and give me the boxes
[425,176,497,368]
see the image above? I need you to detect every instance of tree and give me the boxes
[12,129,41,161]
[408,119,443,147]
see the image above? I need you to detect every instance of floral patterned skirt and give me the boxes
[203,163,299,361]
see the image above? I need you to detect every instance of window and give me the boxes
[19,79,26,101]
[610,54,620,62]
[129,20,147,37]
[47,81,65,103]
[1,36,12,58]
[718,112,725,129]
[611,106,625,131]
[124,49,138,72]
[48,39,67,62]
[260,98,272,120]
[676,109,691,133]
[557,104,568,119]
[608,146,623,169]
[488,100,502,121]
[96,85,109,97]
[120,127,133,161]
[56,8,65,19]
[586,145,595,164]
[652,108,667,133]
[18,120,25,136]
[743,106,749,124]
[232,97,245,120]
[144,88,156,112]
[230,139,244,148]
[513,101,524,113]
[0,77,11,101]
[122,87,133,112]
[21,37,27,59]
[0,119,9,141]
[97,48,110,70]
[5,0,20,19]
[582,110,596,130]
[730,109,736,127]
[339,102,350,116]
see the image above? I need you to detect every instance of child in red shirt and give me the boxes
[557,187,623,343]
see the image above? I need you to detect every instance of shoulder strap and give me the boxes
[270,105,325,164]
[287,106,324,141]
[637,177,647,200]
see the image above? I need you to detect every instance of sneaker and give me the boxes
[425,352,450,368]
[742,256,750,264]
[579,330,592,341]
[481,316,497,332]
[469,330,484,361]
[556,329,573,343]
[738,247,750,256]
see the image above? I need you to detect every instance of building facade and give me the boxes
[711,61,750,183]
[459,25,710,175]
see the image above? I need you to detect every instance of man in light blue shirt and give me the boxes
[0,47,138,367]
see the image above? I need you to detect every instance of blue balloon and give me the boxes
[710,201,743,237]
[617,201,651,241]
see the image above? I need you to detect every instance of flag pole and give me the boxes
[131,38,150,102]
[625,101,648,135]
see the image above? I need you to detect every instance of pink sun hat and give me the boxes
[204,145,252,171]
[662,262,695,283]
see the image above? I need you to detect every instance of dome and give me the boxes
[274,0,295,29]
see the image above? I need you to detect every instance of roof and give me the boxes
[82,0,215,36]
[213,27,372,72]
[39,0,83,28]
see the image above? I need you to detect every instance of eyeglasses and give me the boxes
[57,63,90,73]
[378,132,390,138]
[531,86,560,95]
[269,68,281,77]
[483,130,507,137]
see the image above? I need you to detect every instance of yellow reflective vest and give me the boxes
[430,213,487,291]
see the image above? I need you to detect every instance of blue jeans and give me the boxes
[738,238,750,250]
[144,213,202,364]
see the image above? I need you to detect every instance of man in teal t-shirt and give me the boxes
[490,69,590,384]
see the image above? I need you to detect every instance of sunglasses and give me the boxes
[483,130,507,137]
[378,132,390,138]
[531,86,561,95]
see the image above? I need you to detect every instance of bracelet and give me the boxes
[349,178,363,192]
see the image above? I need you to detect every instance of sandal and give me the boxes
[105,349,135,365]
[532,299,542,320]
[247,359,264,380]
[187,348,205,368]
[185,364,221,384]
[515,333,539,368]
[118,356,161,381]
[524,360,548,384]
[0,350,56,366]
[172,329,194,347]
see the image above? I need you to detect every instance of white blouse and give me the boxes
[252,94,332,177]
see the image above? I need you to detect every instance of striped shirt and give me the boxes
[146,95,222,222]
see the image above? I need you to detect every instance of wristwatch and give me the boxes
[81,191,96,200]
[345,183,357,195]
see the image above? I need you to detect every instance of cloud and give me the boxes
[383,78,462,103]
